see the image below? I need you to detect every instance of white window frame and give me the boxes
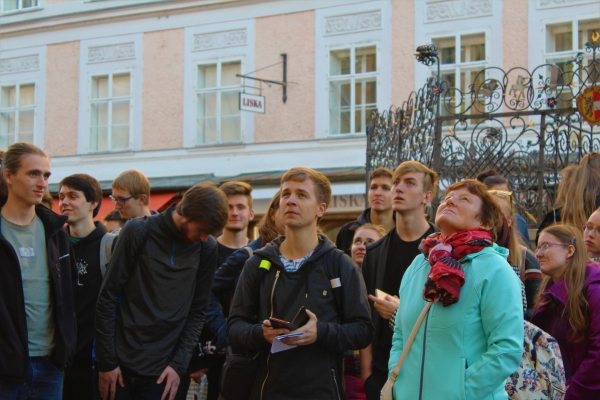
[327,44,379,136]
[88,70,133,153]
[78,34,142,155]
[0,46,46,148]
[1,0,42,14]
[195,58,244,146]
[315,1,391,139]
[0,82,36,147]
[543,17,600,86]
[183,20,255,148]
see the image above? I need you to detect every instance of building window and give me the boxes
[1,0,39,12]
[328,45,377,135]
[0,83,35,148]
[89,72,131,152]
[432,33,487,119]
[196,60,242,145]
[545,19,600,107]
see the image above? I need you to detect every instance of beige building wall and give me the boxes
[44,41,80,157]
[254,10,315,143]
[391,0,415,107]
[503,1,528,72]
[142,28,185,150]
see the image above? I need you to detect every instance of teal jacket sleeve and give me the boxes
[464,256,524,399]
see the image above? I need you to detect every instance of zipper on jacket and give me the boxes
[331,368,342,400]
[260,270,280,400]
[418,310,432,400]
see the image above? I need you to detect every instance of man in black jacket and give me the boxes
[0,143,77,398]
[335,168,394,255]
[59,174,116,399]
[95,182,228,400]
[228,167,373,400]
[360,161,439,400]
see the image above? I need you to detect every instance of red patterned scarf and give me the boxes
[420,229,493,306]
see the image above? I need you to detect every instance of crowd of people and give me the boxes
[0,141,599,400]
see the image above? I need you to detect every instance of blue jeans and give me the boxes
[0,357,64,400]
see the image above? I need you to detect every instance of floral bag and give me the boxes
[505,321,566,400]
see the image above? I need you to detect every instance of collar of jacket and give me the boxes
[154,203,183,240]
[65,221,108,245]
[254,233,336,267]
[543,262,600,306]
[0,197,68,240]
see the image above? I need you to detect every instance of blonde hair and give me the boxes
[281,167,332,206]
[354,223,386,239]
[0,143,47,197]
[112,169,151,205]
[392,161,439,198]
[534,224,590,342]
[560,153,600,230]
[491,192,523,267]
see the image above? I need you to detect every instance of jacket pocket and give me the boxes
[459,358,467,400]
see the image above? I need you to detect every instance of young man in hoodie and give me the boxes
[59,173,115,399]
[227,167,373,400]
[0,143,77,398]
[96,182,228,400]
[336,168,394,255]
[360,161,439,400]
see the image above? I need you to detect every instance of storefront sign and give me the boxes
[239,92,266,113]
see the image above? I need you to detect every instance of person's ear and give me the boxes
[138,194,147,205]
[90,201,99,213]
[249,209,255,222]
[566,244,575,259]
[422,191,433,205]
[316,202,327,218]
[3,169,12,186]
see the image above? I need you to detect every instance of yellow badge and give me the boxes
[259,260,271,271]
[577,85,600,126]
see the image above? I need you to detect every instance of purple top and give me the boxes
[532,262,600,400]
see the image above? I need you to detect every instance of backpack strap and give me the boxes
[99,233,117,278]
[244,246,254,258]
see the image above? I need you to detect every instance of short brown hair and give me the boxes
[445,179,504,240]
[112,169,151,206]
[219,181,253,209]
[392,161,439,197]
[281,167,332,207]
[369,168,393,185]
[60,174,103,218]
[176,182,228,235]
[258,190,282,243]
[0,143,47,197]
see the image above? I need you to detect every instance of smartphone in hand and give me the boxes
[269,306,309,331]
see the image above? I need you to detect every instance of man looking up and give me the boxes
[0,143,77,398]
[110,169,153,221]
[227,167,373,400]
[96,182,229,400]
[336,168,394,255]
[360,161,439,400]
[59,174,116,399]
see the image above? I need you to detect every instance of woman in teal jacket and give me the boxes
[388,179,523,399]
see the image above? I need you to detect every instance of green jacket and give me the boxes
[388,244,523,400]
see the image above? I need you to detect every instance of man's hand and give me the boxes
[262,319,290,343]
[368,294,399,320]
[190,368,208,384]
[281,309,318,346]
[157,365,180,400]
[99,367,124,400]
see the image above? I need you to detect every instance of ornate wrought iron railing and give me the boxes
[367,41,600,225]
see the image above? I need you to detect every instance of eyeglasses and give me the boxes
[109,195,134,205]
[488,190,513,198]
[536,241,570,254]
[583,223,600,235]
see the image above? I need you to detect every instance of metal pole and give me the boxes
[281,53,287,103]
[537,113,547,224]
[365,125,371,208]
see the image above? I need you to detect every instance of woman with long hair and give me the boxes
[584,208,600,263]
[350,223,386,268]
[532,224,600,399]
[388,179,523,399]
[489,189,542,319]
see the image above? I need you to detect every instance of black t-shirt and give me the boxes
[217,242,238,267]
[373,225,435,374]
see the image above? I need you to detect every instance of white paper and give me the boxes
[270,332,305,354]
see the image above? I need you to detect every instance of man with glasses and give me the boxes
[111,170,155,222]
[584,208,600,262]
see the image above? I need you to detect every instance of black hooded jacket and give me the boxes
[95,205,218,378]
[67,222,108,366]
[227,234,373,400]
[0,200,77,383]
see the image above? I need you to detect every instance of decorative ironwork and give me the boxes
[367,42,600,225]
